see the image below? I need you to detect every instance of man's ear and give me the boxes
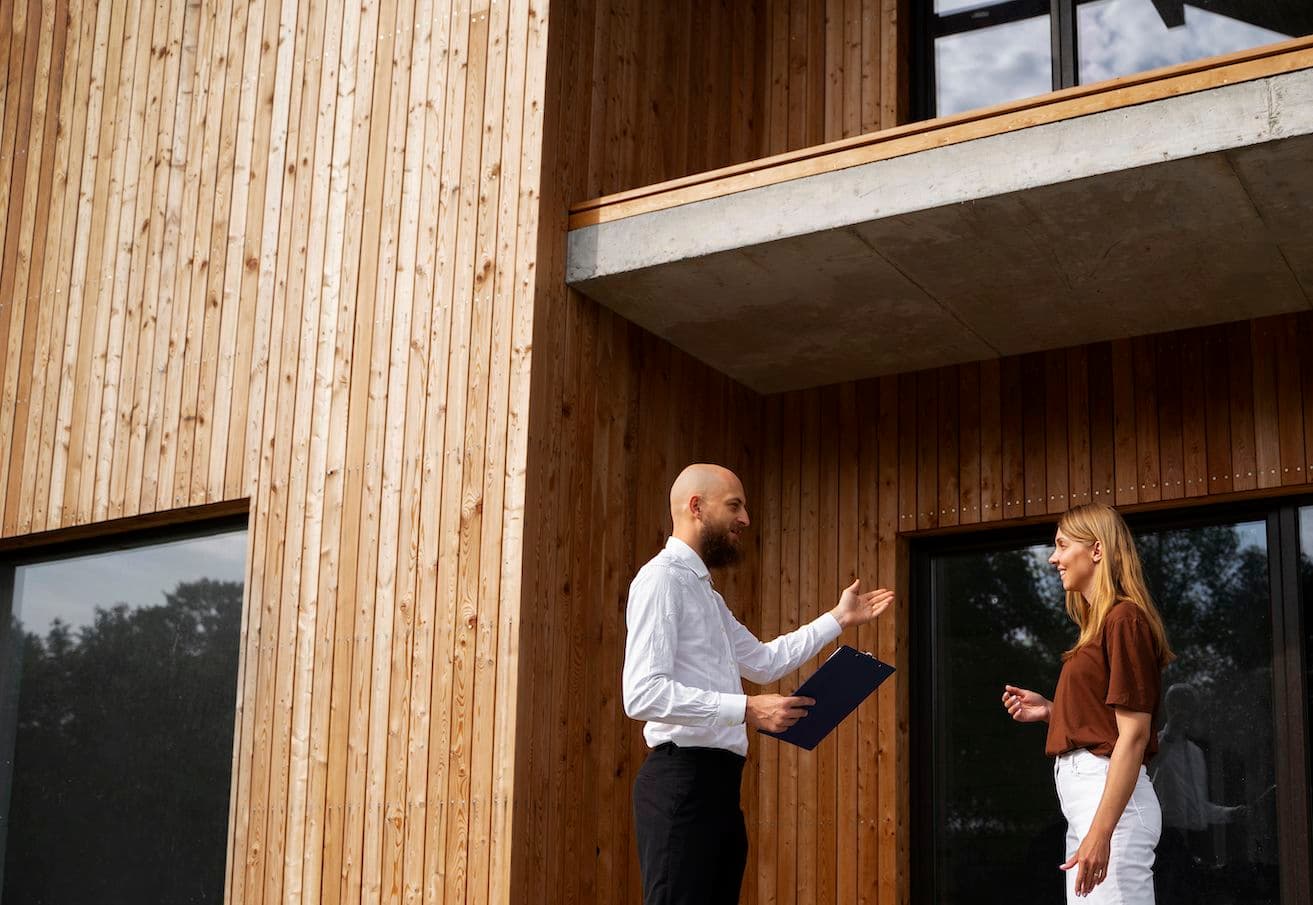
[688,494,702,519]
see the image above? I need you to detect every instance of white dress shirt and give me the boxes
[1150,735,1238,831]
[622,536,843,756]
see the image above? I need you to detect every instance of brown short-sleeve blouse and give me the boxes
[1045,601,1163,763]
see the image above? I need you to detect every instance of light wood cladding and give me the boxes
[0,0,548,902]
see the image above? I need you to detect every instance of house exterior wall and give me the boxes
[4,1,1309,904]
[0,0,548,902]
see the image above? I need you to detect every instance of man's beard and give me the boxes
[700,523,741,569]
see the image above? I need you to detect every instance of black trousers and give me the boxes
[632,742,749,905]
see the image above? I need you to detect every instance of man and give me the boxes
[1149,683,1250,903]
[622,463,893,905]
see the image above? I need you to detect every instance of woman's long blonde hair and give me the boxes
[1058,502,1175,666]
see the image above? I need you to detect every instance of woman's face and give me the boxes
[1048,527,1100,597]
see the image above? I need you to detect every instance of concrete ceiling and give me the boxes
[567,67,1313,394]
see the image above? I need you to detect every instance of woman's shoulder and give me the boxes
[1105,599,1149,626]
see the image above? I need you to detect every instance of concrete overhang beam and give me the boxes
[566,64,1313,394]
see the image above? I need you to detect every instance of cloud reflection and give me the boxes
[1079,0,1289,84]
[936,15,1053,117]
[13,529,247,637]
[933,0,1291,117]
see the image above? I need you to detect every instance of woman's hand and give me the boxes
[1061,828,1111,897]
[1001,685,1051,723]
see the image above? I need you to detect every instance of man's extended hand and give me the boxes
[829,579,894,630]
[745,694,816,733]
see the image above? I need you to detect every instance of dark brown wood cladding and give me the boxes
[519,300,1313,904]
[520,5,1313,904]
[562,0,905,201]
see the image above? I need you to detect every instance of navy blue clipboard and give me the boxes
[757,645,895,751]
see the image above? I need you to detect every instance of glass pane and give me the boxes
[931,519,1282,904]
[1302,506,1313,744]
[0,529,246,904]
[1078,0,1311,85]
[935,14,1052,117]
[1140,522,1278,904]
[932,542,1068,902]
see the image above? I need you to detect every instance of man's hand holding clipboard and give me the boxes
[756,645,896,750]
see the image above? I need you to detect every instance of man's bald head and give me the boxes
[669,463,750,568]
[670,464,741,521]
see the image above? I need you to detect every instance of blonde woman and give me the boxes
[1002,502,1174,903]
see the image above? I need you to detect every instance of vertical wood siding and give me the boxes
[565,0,905,200]
[9,2,1309,905]
[0,1,550,903]
[747,316,1313,905]
[515,3,904,900]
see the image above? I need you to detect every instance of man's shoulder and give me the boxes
[635,548,679,578]
[632,549,696,589]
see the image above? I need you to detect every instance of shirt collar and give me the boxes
[665,536,710,580]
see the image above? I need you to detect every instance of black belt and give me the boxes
[653,741,746,767]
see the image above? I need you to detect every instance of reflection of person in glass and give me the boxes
[1001,502,1175,903]
[1150,683,1247,902]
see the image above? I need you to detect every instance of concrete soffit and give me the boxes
[566,67,1313,394]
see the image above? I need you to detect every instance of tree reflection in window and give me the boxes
[1,531,245,905]
[932,520,1280,904]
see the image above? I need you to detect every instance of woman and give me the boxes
[1003,502,1174,902]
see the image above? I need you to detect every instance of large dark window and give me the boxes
[913,501,1312,905]
[1303,507,1313,759]
[915,0,1313,119]
[0,522,247,904]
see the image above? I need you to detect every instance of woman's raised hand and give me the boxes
[1002,685,1051,723]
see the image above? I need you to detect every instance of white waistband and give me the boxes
[1056,748,1109,765]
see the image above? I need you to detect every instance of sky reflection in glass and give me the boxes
[1079,0,1289,84]
[936,14,1052,116]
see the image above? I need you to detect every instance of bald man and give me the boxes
[623,463,893,905]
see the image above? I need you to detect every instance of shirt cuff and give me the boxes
[814,611,843,643]
[718,692,748,726]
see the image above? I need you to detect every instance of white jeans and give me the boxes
[1054,749,1162,905]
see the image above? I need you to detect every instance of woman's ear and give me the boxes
[1091,540,1103,564]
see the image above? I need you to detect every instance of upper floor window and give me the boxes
[917,0,1313,119]
[0,522,247,903]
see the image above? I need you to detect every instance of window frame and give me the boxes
[913,0,1080,121]
[909,495,1313,905]
[0,508,249,897]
